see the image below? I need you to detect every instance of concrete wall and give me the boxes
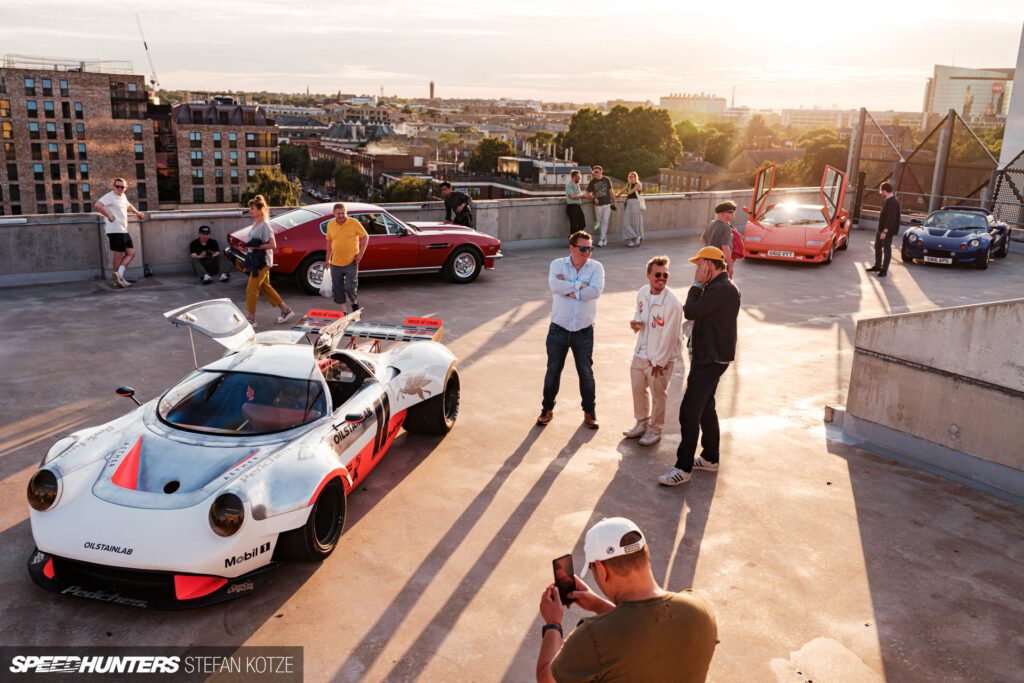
[843,299,1024,502]
[0,188,819,287]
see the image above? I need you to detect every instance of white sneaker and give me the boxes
[111,274,123,288]
[219,273,230,282]
[116,272,133,287]
[638,430,661,446]
[202,273,213,284]
[597,239,607,248]
[693,455,719,472]
[627,239,637,247]
[276,309,295,324]
[623,421,647,438]
[658,467,691,486]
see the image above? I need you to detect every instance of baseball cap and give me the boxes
[198,225,212,234]
[689,246,725,264]
[580,517,646,578]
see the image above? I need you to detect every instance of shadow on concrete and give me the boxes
[825,430,1024,681]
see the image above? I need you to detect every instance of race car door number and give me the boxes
[924,256,953,264]
[768,250,795,257]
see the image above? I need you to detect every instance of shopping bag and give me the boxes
[319,267,333,298]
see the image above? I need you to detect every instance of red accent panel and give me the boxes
[43,558,54,579]
[174,574,228,601]
[306,309,343,319]
[224,451,259,474]
[111,437,143,490]
[403,317,443,329]
[307,467,349,506]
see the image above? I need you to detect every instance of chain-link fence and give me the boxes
[992,146,1024,231]
[858,112,904,211]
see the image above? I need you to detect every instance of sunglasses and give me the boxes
[114,185,126,189]
[576,245,593,252]
[652,272,669,279]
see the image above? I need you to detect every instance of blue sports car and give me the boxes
[901,206,1011,270]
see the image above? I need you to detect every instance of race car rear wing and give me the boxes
[293,309,443,355]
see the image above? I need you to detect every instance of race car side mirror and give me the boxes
[116,386,142,407]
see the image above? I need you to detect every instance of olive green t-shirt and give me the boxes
[551,591,718,683]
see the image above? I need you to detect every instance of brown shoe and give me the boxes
[583,412,599,429]
[536,410,553,426]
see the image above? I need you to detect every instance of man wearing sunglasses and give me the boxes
[94,178,145,288]
[538,231,605,428]
[624,256,682,446]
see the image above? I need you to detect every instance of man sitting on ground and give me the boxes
[189,225,229,284]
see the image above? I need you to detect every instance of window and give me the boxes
[133,124,143,140]
[10,185,19,201]
[70,184,78,199]
[77,143,86,159]
[246,151,256,163]
[247,168,256,179]
[74,102,83,119]
[43,101,54,118]
[246,132,255,146]
[48,143,59,160]
[63,122,72,138]
[41,79,53,96]
[31,143,42,160]
[229,151,238,166]
[11,205,21,215]
[229,132,237,148]
[24,77,35,96]
[3,142,13,159]
[127,82,137,93]
[230,168,238,183]
[138,201,147,211]
[190,150,203,166]
[135,143,144,160]
[59,80,69,97]
[216,187,224,203]
[214,150,222,166]
[215,169,223,184]
[52,183,63,200]
[45,122,57,139]
[0,99,9,117]
[82,183,91,200]
[213,132,222,148]
[79,163,89,179]
[67,164,76,179]
[189,131,202,148]
[231,186,240,202]
[62,102,71,118]
[192,187,205,203]
[136,163,145,179]
[36,184,46,201]
[50,163,60,180]
[54,204,65,214]
[37,204,48,214]
[65,143,74,158]
[137,182,147,199]
[1,121,11,139]
[7,163,18,180]
[28,122,40,139]
[27,101,38,118]
[71,202,80,212]
[33,163,44,180]
[192,168,204,183]
[75,123,85,138]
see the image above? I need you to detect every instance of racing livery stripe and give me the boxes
[111,436,143,490]
[223,450,259,474]
[43,557,54,579]
[307,467,350,506]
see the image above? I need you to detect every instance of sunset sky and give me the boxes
[2,0,1021,110]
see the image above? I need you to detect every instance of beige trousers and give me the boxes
[630,354,673,434]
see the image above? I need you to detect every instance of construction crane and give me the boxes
[135,14,160,89]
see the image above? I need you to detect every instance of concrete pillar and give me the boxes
[928,110,956,213]
[845,108,866,215]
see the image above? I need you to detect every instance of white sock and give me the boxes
[117,266,126,277]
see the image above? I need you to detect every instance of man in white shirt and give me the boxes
[624,256,683,446]
[94,178,145,288]
[538,231,605,429]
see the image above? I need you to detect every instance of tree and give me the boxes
[675,120,706,154]
[564,105,681,179]
[240,167,301,207]
[382,177,429,202]
[610,148,662,181]
[279,143,309,178]
[308,157,335,187]
[703,131,737,167]
[796,131,849,185]
[467,137,514,174]
[743,115,778,150]
[333,164,364,197]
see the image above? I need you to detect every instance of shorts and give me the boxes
[107,233,134,253]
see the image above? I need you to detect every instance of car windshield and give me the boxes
[760,204,828,227]
[158,371,326,436]
[271,208,322,232]
[923,211,987,231]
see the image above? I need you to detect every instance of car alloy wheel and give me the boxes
[453,253,477,279]
[444,247,482,284]
[308,261,325,289]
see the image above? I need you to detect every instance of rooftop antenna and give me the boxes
[135,14,160,89]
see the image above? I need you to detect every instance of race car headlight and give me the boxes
[969,239,980,248]
[209,493,245,537]
[806,240,825,246]
[27,469,60,511]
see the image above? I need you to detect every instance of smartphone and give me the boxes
[552,554,575,606]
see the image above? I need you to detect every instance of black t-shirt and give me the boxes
[189,238,220,258]
[444,191,471,220]
[587,177,613,205]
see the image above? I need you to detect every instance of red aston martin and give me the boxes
[226,202,502,294]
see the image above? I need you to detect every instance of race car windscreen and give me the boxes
[158,371,327,435]
[760,204,829,227]
[923,211,987,231]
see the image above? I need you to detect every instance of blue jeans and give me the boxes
[331,262,359,308]
[542,323,595,413]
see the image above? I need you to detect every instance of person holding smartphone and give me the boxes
[536,517,718,682]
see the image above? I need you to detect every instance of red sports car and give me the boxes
[742,164,851,265]
[226,202,502,294]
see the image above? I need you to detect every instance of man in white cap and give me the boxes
[536,517,718,682]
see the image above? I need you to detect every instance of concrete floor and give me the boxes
[1,232,1023,682]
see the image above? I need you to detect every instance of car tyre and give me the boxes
[403,368,460,435]
[901,246,913,264]
[443,247,482,284]
[837,231,849,251]
[823,241,834,265]
[975,247,990,270]
[998,236,1010,258]
[275,479,346,562]
[295,252,327,295]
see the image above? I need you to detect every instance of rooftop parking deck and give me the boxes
[1,231,1022,681]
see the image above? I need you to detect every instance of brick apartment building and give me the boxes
[0,60,158,216]
[658,160,730,192]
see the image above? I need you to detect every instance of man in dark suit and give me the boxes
[867,182,901,277]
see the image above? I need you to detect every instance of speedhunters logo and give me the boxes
[4,647,303,679]
[9,655,178,674]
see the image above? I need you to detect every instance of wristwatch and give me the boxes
[541,623,563,638]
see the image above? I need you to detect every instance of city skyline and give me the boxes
[1,1,1022,110]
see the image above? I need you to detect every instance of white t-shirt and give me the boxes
[98,191,130,234]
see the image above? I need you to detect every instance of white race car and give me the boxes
[26,300,460,609]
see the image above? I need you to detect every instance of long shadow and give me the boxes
[333,427,548,681]
[825,431,1024,681]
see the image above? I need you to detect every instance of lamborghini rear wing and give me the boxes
[293,309,443,355]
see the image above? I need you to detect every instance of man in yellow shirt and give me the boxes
[325,203,369,313]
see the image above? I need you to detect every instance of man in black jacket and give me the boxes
[440,181,473,227]
[659,246,740,487]
[866,182,901,277]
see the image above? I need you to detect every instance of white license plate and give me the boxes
[924,256,953,264]
[767,250,795,258]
